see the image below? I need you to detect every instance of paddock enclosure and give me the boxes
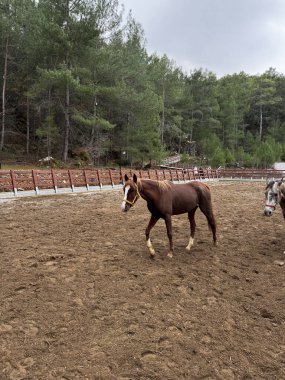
[1,182,284,380]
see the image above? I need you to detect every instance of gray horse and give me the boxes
[264,178,285,218]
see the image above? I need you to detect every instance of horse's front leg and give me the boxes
[164,214,174,258]
[145,214,159,257]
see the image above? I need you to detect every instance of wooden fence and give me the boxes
[218,168,285,180]
[0,167,219,195]
[0,167,284,196]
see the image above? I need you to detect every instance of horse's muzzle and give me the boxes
[122,204,131,212]
[264,208,273,217]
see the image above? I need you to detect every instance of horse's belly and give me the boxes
[172,197,198,214]
[172,207,195,215]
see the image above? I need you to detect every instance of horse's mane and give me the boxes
[157,180,172,192]
[138,178,171,192]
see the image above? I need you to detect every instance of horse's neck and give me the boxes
[278,184,285,203]
[280,183,285,196]
[280,187,285,203]
[280,197,285,219]
[279,184,285,218]
[139,179,160,202]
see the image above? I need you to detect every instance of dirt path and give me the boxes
[0,182,284,380]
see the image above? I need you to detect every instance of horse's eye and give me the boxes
[129,188,134,193]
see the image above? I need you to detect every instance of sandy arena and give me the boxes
[0,181,284,380]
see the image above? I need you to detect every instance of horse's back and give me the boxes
[170,181,210,214]
[172,181,211,196]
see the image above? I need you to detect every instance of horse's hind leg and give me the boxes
[199,202,217,246]
[186,206,198,251]
[145,214,159,257]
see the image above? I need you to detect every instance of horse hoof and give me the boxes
[167,252,173,258]
[185,245,191,251]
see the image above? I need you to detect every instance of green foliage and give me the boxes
[29,66,87,98]
[200,133,222,159]
[72,114,115,130]
[242,152,255,168]
[2,0,285,167]
[224,149,235,166]
[35,114,59,156]
[180,154,190,163]
[217,72,252,150]
[255,137,283,168]
[235,147,255,167]
[267,120,285,144]
[36,114,58,138]
[211,147,226,167]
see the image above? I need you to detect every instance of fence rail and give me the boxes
[218,168,285,180]
[0,167,284,196]
[0,167,219,195]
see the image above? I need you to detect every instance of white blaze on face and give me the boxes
[273,181,279,194]
[265,182,278,209]
[121,185,130,211]
[264,182,279,215]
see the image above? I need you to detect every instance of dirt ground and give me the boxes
[0,181,284,380]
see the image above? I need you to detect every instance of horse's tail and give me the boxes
[194,181,210,191]
[203,183,210,190]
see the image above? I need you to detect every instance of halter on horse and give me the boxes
[264,178,285,218]
[121,174,217,258]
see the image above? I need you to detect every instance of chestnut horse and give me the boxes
[121,174,217,258]
[264,178,285,218]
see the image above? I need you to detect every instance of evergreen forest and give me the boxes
[1,0,285,168]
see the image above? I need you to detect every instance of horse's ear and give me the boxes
[278,177,284,186]
[124,174,129,182]
[133,173,138,183]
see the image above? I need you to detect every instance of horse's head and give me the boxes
[121,174,140,212]
[264,178,284,216]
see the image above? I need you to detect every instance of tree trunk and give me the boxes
[47,88,51,157]
[234,102,237,150]
[47,133,51,157]
[63,83,70,162]
[62,0,71,162]
[161,77,165,144]
[190,110,194,141]
[92,96,99,165]
[90,95,97,146]
[259,105,263,141]
[26,97,30,154]
[1,36,9,151]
